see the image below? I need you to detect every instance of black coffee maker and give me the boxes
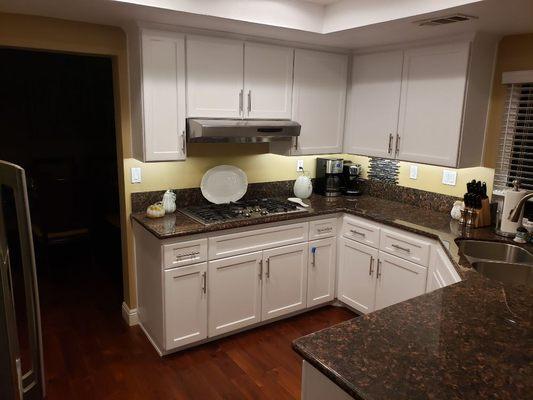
[342,162,362,196]
[315,158,343,197]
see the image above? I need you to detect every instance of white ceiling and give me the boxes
[0,0,532,50]
[298,0,341,5]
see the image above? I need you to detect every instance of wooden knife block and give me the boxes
[467,198,491,228]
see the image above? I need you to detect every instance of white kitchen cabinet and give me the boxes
[427,245,461,292]
[307,237,336,307]
[164,262,208,350]
[292,49,348,155]
[186,35,244,118]
[397,42,470,166]
[130,29,187,162]
[262,242,308,321]
[337,238,378,314]
[344,51,403,158]
[208,252,262,337]
[244,42,293,119]
[374,252,427,310]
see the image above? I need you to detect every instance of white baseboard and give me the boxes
[121,302,139,326]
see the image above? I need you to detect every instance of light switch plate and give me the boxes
[442,170,457,186]
[131,167,142,184]
[296,159,304,172]
[409,165,418,180]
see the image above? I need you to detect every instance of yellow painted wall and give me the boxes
[484,33,533,168]
[5,12,526,310]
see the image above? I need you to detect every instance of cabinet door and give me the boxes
[208,252,262,337]
[307,238,336,307]
[397,42,470,167]
[262,243,308,321]
[427,246,461,293]
[164,263,207,350]
[244,42,293,119]
[337,238,378,314]
[292,49,348,155]
[344,51,403,158]
[186,35,244,118]
[375,252,427,310]
[141,30,186,161]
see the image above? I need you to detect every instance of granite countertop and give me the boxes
[132,194,533,399]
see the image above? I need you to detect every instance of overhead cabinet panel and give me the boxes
[141,30,186,161]
[397,42,470,166]
[345,51,403,158]
[186,35,244,118]
[292,49,348,155]
[244,42,294,119]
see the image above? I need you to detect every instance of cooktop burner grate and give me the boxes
[180,198,308,225]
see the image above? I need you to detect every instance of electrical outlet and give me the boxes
[442,170,457,186]
[409,165,418,180]
[296,159,304,172]
[131,167,142,183]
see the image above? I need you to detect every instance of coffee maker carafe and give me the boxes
[315,158,343,197]
[342,162,362,196]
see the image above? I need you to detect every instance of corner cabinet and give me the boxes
[344,35,497,167]
[291,49,348,155]
[129,28,187,162]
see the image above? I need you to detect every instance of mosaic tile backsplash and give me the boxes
[368,157,400,184]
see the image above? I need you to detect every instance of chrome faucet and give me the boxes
[509,192,533,222]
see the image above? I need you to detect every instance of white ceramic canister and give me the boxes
[293,170,313,199]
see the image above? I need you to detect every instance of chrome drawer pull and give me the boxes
[391,244,411,253]
[350,229,365,237]
[317,227,332,233]
[175,251,200,260]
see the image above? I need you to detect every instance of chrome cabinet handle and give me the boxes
[395,134,401,156]
[259,259,263,281]
[239,89,243,115]
[388,133,394,154]
[369,256,374,276]
[392,244,411,253]
[201,271,207,294]
[317,227,332,233]
[175,251,200,260]
[294,136,298,150]
[350,229,366,237]
[266,258,270,278]
[247,90,251,114]
[377,259,382,279]
[311,247,317,267]
[181,130,186,153]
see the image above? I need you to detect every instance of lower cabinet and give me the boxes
[208,252,262,337]
[338,237,428,313]
[307,237,336,307]
[262,242,308,321]
[426,246,461,292]
[374,252,428,310]
[338,238,378,313]
[164,262,208,349]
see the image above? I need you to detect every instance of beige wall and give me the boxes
[484,33,533,168]
[6,12,527,310]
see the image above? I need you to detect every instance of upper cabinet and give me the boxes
[130,29,187,162]
[344,35,497,168]
[344,51,402,158]
[292,49,348,155]
[186,35,244,118]
[244,42,293,119]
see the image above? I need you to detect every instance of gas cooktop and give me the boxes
[180,198,308,225]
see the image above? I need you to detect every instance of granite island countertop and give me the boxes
[132,194,533,399]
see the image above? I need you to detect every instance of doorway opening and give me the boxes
[0,46,124,384]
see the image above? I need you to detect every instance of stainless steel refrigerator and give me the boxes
[0,160,44,400]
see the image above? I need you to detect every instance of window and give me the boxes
[494,76,533,190]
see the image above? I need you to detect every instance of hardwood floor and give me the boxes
[38,243,356,400]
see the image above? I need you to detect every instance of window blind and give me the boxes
[494,82,533,190]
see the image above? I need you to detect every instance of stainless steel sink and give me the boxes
[472,262,533,288]
[458,240,533,266]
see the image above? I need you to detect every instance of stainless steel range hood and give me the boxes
[187,118,300,143]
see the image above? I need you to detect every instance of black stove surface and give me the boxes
[180,198,308,225]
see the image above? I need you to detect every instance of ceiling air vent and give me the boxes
[415,14,478,27]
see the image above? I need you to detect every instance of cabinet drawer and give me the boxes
[380,228,430,266]
[342,215,380,248]
[309,217,337,240]
[163,238,208,269]
[209,222,308,260]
